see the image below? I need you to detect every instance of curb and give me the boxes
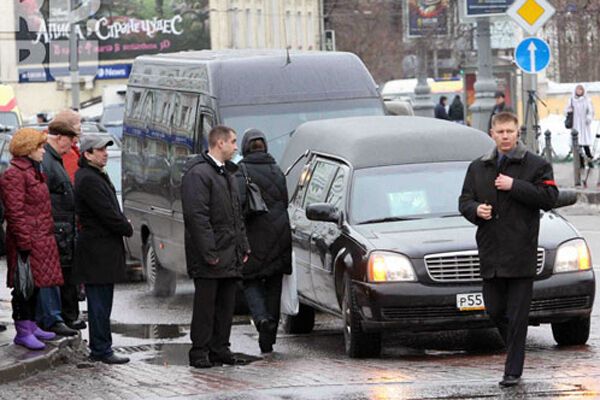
[0,334,84,384]
[576,190,600,206]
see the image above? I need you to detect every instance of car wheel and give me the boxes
[281,303,315,334]
[551,316,590,346]
[143,236,176,297]
[342,276,381,358]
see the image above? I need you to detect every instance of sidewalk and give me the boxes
[553,161,600,204]
[0,272,85,384]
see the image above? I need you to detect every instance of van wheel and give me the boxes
[281,304,315,334]
[552,316,590,346]
[342,276,381,358]
[143,236,176,297]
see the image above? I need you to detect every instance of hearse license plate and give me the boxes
[456,293,485,311]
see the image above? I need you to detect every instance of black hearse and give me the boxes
[279,116,595,358]
[122,50,385,295]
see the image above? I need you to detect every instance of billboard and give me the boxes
[463,0,515,18]
[406,0,449,38]
[15,0,210,80]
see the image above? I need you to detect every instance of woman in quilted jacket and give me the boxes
[0,128,63,350]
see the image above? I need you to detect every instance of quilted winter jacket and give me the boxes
[0,157,63,288]
[236,151,292,279]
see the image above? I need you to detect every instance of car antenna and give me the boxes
[285,46,292,66]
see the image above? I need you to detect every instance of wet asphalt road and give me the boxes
[0,203,599,399]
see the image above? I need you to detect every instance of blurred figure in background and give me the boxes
[434,96,450,120]
[448,95,465,124]
[565,84,595,168]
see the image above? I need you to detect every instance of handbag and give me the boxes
[240,163,269,216]
[14,254,35,300]
[564,99,574,129]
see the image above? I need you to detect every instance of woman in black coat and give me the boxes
[237,129,292,353]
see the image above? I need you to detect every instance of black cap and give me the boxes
[494,91,505,99]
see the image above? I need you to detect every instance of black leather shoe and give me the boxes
[209,353,249,366]
[66,319,87,330]
[90,353,130,364]
[258,319,274,353]
[499,375,521,387]
[190,356,212,369]
[49,322,78,336]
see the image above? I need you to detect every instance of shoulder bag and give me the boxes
[240,163,269,216]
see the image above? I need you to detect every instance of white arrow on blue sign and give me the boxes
[514,37,551,74]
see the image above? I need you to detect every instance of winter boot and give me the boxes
[13,321,45,350]
[27,321,56,341]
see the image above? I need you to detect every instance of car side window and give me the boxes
[303,160,338,208]
[326,167,347,210]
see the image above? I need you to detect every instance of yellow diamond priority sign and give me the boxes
[507,0,556,35]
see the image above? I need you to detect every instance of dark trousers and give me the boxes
[189,278,237,363]
[36,286,64,328]
[85,283,114,358]
[12,288,39,321]
[61,268,80,323]
[243,274,283,331]
[483,277,533,377]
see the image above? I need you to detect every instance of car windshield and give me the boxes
[101,104,124,126]
[221,99,384,162]
[0,112,19,128]
[350,162,470,224]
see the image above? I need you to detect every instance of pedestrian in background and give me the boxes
[488,91,513,133]
[0,128,62,350]
[459,112,558,387]
[74,135,132,364]
[565,84,595,168]
[182,125,250,369]
[236,129,292,353]
[448,95,465,124]
[37,117,84,336]
[434,96,450,120]
[54,109,82,182]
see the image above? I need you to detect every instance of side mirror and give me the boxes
[306,203,341,224]
[554,189,577,208]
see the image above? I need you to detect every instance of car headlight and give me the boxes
[368,251,416,282]
[553,239,591,273]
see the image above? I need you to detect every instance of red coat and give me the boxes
[62,145,80,183]
[0,157,63,287]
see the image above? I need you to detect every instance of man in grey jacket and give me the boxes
[37,116,82,336]
[182,125,250,368]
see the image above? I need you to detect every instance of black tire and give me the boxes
[551,316,591,346]
[143,236,176,297]
[281,303,315,334]
[342,276,381,358]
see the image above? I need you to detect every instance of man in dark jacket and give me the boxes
[36,118,82,337]
[182,125,250,369]
[459,112,558,387]
[434,96,450,120]
[74,135,133,364]
[236,129,292,353]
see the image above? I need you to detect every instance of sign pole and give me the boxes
[69,1,80,110]
[470,18,497,133]
[521,35,538,153]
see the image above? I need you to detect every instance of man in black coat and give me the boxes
[434,96,450,120]
[74,135,133,365]
[37,118,82,337]
[182,125,250,369]
[236,129,292,353]
[459,112,558,387]
[488,91,513,133]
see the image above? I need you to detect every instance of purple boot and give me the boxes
[27,321,56,341]
[13,321,45,350]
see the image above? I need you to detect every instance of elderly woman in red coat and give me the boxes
[0,128,63,350]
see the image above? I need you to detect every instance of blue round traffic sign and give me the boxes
[514,37,551,74]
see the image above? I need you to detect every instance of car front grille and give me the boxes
[380,296,591,321]
[424,249,545,283]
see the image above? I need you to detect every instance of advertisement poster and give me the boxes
[464,0,515,18]
[15,0,210,79]
[407,0,449,38]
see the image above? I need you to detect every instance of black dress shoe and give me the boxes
[209,353,249,366]
[189,356,212,369]
[66,319,87,330]
[49,322,78,336]
[90,353,130,364]
[499,375,521,387]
